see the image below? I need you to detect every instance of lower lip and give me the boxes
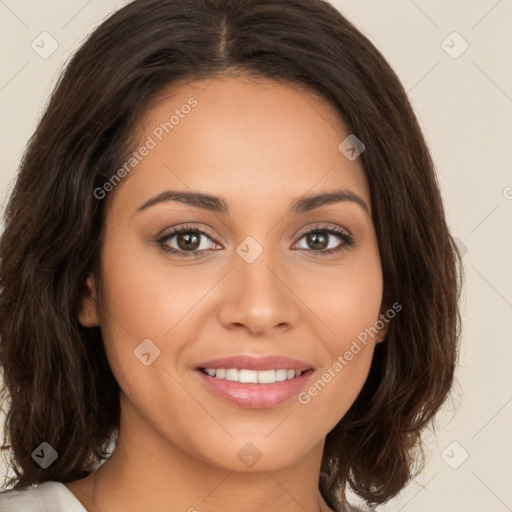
[195,369,314,409]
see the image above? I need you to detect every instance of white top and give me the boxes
[0,481,86,511]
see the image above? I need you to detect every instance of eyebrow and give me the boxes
[137,188,369,216]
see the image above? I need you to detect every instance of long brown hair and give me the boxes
[0,0,463,509]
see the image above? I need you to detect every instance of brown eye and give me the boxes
[294,226,353,254]
[157,226,220,257]
[304,231,329,250]
[175,231,201,251]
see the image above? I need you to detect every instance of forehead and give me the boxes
[113,75,370,216]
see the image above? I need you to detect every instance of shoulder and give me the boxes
[0,481,86,512]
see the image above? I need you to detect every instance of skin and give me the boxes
[66,74,388,512]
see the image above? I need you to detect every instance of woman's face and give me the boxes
[81,75,387,471]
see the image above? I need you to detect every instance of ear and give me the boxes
[78,273,100,327]
[375,304,391,344]
[375,325,389,344]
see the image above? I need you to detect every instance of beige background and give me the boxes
[1,1,511,510]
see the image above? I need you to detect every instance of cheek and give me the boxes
[298,276,380,429]
[303,253,384,346]
[95,243,209,443]
[295,255,382,423]
[98,236,210,338]
[96,236,218,387]
[296,345,374,442]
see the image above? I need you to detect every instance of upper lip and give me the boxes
[195,355,314,372]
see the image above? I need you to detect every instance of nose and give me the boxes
[216,249,301,336]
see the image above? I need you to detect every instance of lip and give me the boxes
[195,367,315,409]
[195,354,314,372]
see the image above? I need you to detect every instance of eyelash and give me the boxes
[155,224,354,258]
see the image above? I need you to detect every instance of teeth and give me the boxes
[202,368,304,383]
[239,369,257,383]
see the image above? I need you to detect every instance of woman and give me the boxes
[0,0,463,511]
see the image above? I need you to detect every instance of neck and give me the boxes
[66,391,334,512]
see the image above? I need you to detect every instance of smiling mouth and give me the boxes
[195,366,315,409]
[198,367,313,384]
